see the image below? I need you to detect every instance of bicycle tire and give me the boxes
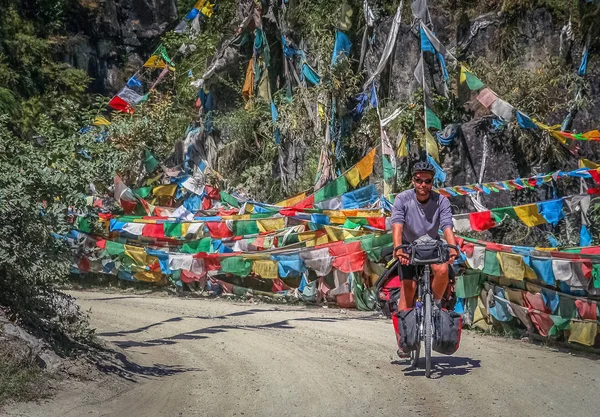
[425,294,432,378]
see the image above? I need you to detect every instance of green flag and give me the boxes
[233,220,259,236]
[315,176,348,202]
[220,191,240,208]
[133,186,152,199]
[221,256,251,276]
[491,207,518,221]
[106,240,125,256]
[482,250,501,276]
[548,315,570,337]
[343,219,361,230]
[382,156,395,180]
[163,222,183,238]
[181,238,212,254]
[465,71,484,91]
[144,150,159,173]
[425,107,442,130]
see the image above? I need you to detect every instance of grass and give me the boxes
[0,340,49,407]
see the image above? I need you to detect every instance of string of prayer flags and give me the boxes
[435,167,600,197]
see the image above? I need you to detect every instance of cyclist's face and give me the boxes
[412,172,434,196]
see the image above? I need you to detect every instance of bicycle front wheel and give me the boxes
[425,294,433,378]
[410,341,420,368]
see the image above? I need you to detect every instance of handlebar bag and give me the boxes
[411,241,449,264]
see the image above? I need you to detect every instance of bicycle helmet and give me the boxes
[411,161,436,176]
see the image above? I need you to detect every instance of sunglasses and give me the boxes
[413,177,433,185]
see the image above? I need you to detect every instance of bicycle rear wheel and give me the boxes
[425,294,433,378]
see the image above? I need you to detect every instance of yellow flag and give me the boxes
[459,66,467,84]
[257,218,285,232]
[153,184,177,197]
[276,192,306,207]
[298,231,317,241]
[496,252,526,281]
[344,166,361,188]
[144,55,167,69]
[181,223,191,236]
[93,116,111,126]
[514,204,546,227]
[124,245,147,265]
[145,172,163,186]
[134,270,163,282]
[133,218,156,224]
[324,226,344,242]
[242,59,254,102]
[356,148,377,180]
[231,214,251,220]
[425,130,439,162]
[579,158,600,169]
[251,260,279,279]
[200,1,215,17]
[194,0,207,9]
[568,321,598,346]
[315,234,329,246]
[397,134,409,158]
[356,209,381,217]
[343,229,363,240]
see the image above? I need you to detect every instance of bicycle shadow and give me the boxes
[392,356,481,379]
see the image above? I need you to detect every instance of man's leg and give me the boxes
[430,263,449,303]
[398,264,417,311]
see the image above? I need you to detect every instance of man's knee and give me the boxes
[431,263,449,278]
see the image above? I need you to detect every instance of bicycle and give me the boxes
[395,240,458,378]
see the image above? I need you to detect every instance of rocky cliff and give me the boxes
[61,0,179,93]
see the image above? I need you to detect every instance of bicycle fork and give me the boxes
[415,265,431,338]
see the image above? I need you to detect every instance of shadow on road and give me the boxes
[98,312,382,349]
[394,356,481,378]
[91,350,203,382]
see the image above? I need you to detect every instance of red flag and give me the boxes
[206,221,233,238]
[329,241,362,257]
[332,251,366,273]
[120,199,137,214]
[589,170,600,184]
[292,194,315,209]
[204,185,220,200]
[142,223,165,238]
[202,196,212,210]
[108,96,134,114]
[468,211,496,232]
[366,217,386,230]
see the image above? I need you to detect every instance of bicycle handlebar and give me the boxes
[394,243,459,252]
[393,242,460,265]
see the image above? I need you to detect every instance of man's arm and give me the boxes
[391,195,410,264]
[439,196,458,261]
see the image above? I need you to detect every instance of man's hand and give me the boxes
[448,247,459,263]
[395,249,411,265]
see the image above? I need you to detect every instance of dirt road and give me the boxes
[4,291,600,417]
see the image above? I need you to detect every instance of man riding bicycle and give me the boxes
[391,161,458,357]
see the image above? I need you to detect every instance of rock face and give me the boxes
[366,1,600,211]
[0,312,63,372]
[61,0,178,93]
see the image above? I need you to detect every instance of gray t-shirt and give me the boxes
[391,189,453,243]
